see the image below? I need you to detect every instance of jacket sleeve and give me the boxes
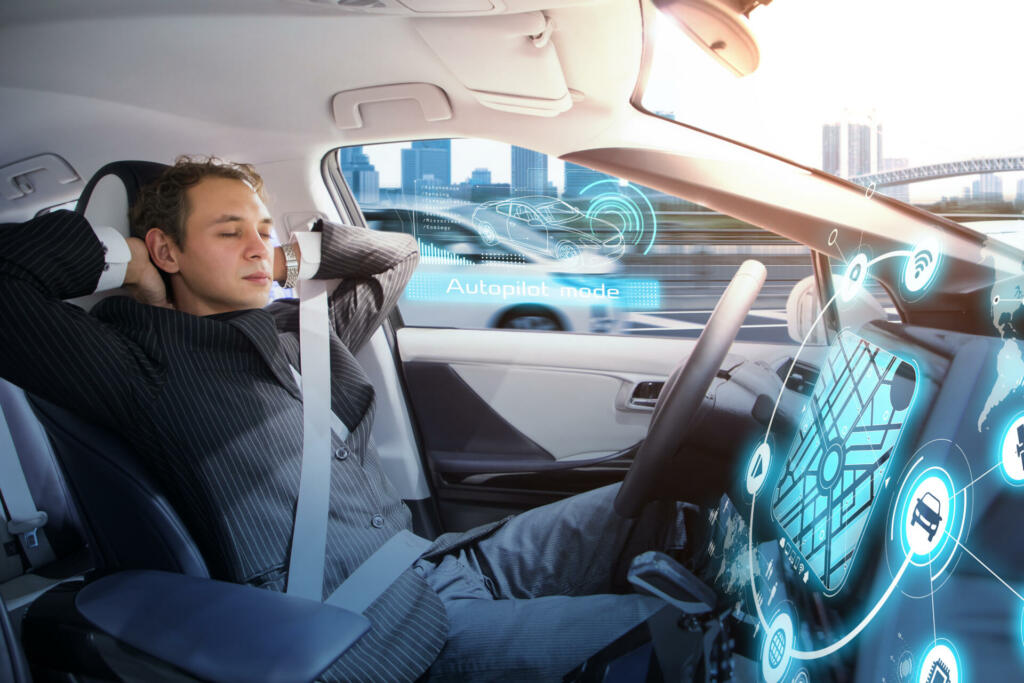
[294,221,418,355]
[0,210,159,429]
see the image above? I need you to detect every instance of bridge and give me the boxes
[850,157,1024,187]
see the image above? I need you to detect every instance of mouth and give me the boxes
[243,273,271,284]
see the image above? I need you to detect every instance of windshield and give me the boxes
[641,0,1024,218]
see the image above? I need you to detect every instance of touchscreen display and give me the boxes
[770,330,918,595]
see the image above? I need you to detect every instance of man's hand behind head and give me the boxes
[125,236,172,309]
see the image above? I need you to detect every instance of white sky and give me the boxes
[643,0,1024,201]
[361,0,1024,203]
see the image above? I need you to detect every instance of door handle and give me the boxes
[628,381,663,409]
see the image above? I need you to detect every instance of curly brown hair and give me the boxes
[130,155,267,247]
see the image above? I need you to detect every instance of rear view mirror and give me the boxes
[653,0,762,77]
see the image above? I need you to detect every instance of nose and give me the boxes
[243,227,270,260]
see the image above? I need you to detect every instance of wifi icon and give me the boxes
[904,241,941,293]
[913,250,933,276]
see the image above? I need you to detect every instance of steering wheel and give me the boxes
[614,260,768,518]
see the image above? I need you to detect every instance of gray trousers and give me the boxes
[414,483,688,681]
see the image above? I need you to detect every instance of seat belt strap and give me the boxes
[326,529,431,614]
[289,367,351,444]
[0,408,55,571]
[289,365,422,613]
[285,279,334,601]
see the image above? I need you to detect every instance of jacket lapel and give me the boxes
[222,309,302,400]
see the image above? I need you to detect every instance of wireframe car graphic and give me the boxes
[911,492,942,542]
[361,205,622,334]
[470,196,625,265]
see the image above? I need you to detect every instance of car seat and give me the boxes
[5,162,369,681]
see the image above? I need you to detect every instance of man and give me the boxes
[0,157,686,681]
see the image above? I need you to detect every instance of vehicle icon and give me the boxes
[471,196,625,265]
[911,491,943,542]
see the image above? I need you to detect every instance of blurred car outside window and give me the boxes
[336,139,811,342]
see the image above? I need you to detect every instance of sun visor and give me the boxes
[415,12,573,116]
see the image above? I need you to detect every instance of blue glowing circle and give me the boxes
[817,442,844,492]
[916,638,961,683]
[746,442,771,496]
[998,412,1024,487]
[897,466,957,566]
[760,612,794,683]
[579,179,658,255]
[903,238,942,294]
[839,253,870,303]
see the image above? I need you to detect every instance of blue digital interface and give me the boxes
[771,330,918,595]
[404,270,661,309]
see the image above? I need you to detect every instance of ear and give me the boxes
[145,228,181,274]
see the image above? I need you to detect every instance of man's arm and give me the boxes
[274,221,418,354]
[0,210,162,428]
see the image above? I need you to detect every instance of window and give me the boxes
[336,139,812,342]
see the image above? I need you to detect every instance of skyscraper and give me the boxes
[820,113,881,178]
[822,124,841,176]
[972,173,1003,201]
[401,139,451,195]
[847,123,873,177]
[469,168,491,186]
[563,162,614,198]
[511,146,548,196]
[338,146,380,205]
[1016,178,1024,210]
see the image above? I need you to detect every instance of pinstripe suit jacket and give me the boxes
[0,210,503,682]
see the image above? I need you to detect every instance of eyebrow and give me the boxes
[211,214,274,226]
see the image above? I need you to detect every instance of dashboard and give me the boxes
[701,321,1024,681]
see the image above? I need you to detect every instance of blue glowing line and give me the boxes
[791,554,913,660]
[941,529,1024,603]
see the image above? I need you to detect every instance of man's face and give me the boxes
[166,177,275,316]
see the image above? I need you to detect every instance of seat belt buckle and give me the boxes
[21,528,40,549]
[8,511,48,549]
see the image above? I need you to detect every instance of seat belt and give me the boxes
[286,363,430,613]
[285,273,429,611]
[325,530,431,613]
[0,408,56,576]
[285,279,333,601]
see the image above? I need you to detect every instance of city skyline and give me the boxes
[344,136,1024,208]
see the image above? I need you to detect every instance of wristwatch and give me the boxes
[280,242,299,289]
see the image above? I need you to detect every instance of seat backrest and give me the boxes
[4,159,209,578]
[28,393,208,578]
[0,379,88,562]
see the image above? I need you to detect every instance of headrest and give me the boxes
[75,161,169,237]
[68,161,168,310]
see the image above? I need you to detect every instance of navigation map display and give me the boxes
[771,330,918,595]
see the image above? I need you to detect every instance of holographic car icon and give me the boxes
[911,492,942,542]
[471,196,624,265]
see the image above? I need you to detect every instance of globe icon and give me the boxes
[768,629,787,668]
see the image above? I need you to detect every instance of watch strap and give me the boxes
[281,242,299,289]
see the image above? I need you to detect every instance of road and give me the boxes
[613,258,896,343]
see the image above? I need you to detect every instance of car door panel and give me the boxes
[397,327,801,529]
